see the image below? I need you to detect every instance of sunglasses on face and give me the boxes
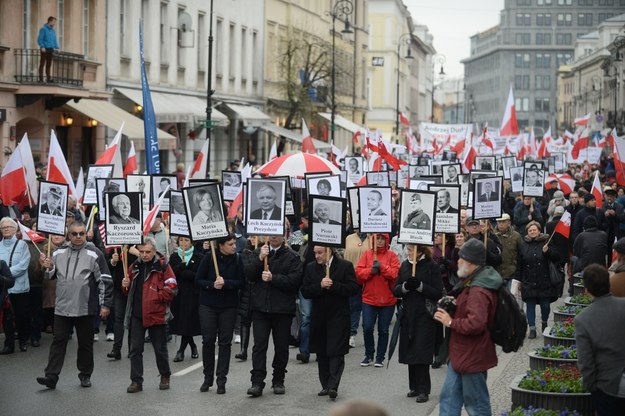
[70,232,86,237]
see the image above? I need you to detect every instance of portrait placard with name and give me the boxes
[398,190,436,245]
[37,181,68,236]
[105,192,143,245]
[182,183,228,242]
[83,164,113,205]
[472,176,503,220]
[245,178,286,236]
[309,195,347,248]
[358,186,392,234]
[169,190,189,237]
[427,185,461,234]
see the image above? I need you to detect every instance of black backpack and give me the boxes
[490,284,527,353]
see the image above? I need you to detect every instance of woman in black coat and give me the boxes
[301,246,359,400]
[392,244,443,404]
[518,221,560,339]
[169,236,203,362]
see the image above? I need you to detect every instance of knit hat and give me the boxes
[554,206,565,217]
[614,237,625,254]
[584,193,596,204]
[553,190,564,200]
[583,215,598,230]
[459,239,486,266]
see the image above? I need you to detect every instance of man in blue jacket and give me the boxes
[37,16,59,83]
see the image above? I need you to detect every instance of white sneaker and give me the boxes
[349,336,355,348]
[93,334,99,342]
[106,333,114,342]
[234,334,241,344]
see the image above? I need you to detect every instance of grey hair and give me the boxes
[0,217,17,229]
[68,194,77,203]
[141,237,158,250]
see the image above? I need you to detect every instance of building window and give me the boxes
[537,0,553,4]
[557,0,572,4]
[215,18,223,77]
[241,27,247,78]
[515,53,531,68]
[578,0,593,4]
[598,13,614,23]
[252,30,259,84]
[516,13,531,25]
[57,0,65,49]
[515,98,530,112]
[536,53,551,68]
[599,0,615,4]
[535,98,550,112]
[229,22,235,79]
[515,75,530,90]
[83,0,89,57]
[537,13,552,25]
[536,33,552,45]
[556,52,572,65]
[556,33,572,45]
[557,13,572,26]
[516,33,531,45]
[198,13,206,71]
[535,75,551,90]
[578,13,593,25]
[517,0,531,4]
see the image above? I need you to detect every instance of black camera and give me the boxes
[437,296,457,314]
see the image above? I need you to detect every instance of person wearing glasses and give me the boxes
[36,221,113,389]
[109,194,139,224]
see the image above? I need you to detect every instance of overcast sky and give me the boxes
[404,0,505,79]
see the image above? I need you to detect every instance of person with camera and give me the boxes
[392,244,442,403]
[434,238,503,415]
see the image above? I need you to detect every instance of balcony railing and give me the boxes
[14,49,84,87]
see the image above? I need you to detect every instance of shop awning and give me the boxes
[65,99,176,150]
[259,123,331,150]
[114,88,228,125]
[221,103,271,126]
[318,112,365,134]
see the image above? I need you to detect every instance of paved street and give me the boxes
[1,293,567,416]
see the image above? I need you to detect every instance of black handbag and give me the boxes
[549,261,565,288]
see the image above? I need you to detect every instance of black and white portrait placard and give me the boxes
[442,163,461,184]
[358,186,392,233]
[96,178,126,221]
[126,174,151,213]
[245,178,286,236]
[510,166,524,193]
[545,156,556,174]
[307,175,341,198]
[472,176,503,220]
[182,183,228,241]
[345,156,365,185]
[169,190,189,237]
[523,165,545,197]
[339,170,348,198]
[476,156,496,171]
[222,171,242,201]
[37,181,68,236]
[428,185,461,234]
[409,178,436,191]
[553,153,565,172]
[409,164,431,178]
[366,171,389,187]
[397,165,410,189]
[524,161,544,171]
[347,187,360,230]
[398,190,436,245]
[309,195,347,248]
[105,192,143,245]
[83,164,113,205]
[502,156,517,179]
[151,175,177,211]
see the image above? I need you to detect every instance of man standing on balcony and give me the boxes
[37,16,59,83]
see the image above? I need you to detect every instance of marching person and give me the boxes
[36,221,113,389]
[194,234,245,393]
[301,246,359,400]
[122,238,177,393]
[392,244,443,403]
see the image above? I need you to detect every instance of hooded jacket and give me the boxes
[37,22,59,49]
[355,234,400,307]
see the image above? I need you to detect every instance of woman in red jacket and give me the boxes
[355,234,400,367]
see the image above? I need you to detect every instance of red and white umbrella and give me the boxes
[256,152,340,177]
[545,173,576,194]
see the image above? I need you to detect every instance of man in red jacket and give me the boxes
[434,238,502,415]
[122,237,177,393]
[355,233,400,367]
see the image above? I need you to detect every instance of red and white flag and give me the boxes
[269,139,278,161]
[399,111,410,127]
[571,127,590,159]
[95,123,124,177]
[613,129,625,187]
[554,211,572,239]
[0,146,27,206]
[301,119,316,154]
[479,124,494,152]
[591,170,603,209]
[573,113,591,126]
[18,221,46,243]
[75,167,85,205]
[353,130,362,144]
[377,140,406,171]
[190,138,210,180]
[537,127,552,159]
[500,86,519,136]
[47,130,78,198]
[123,141,138,177]
[143,185,170,236]
[18,134,39,205]
[563,130,574,143]
[461,134,477,173]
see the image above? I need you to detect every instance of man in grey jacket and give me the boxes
[575,264,625,414]
[36,221,113,389]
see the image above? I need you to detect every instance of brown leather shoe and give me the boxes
[159,375,170,390]
[127,382,143,393]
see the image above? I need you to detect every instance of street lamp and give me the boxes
[395,33,413,137]
[329,0,353,147]
[205,0,215,175]
[430,54,446,122]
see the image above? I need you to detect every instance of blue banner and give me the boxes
[139,20,160,174]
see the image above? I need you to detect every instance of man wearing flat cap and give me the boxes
[601,186,624,251]
[41,186,64,216]
[434,239,503,415]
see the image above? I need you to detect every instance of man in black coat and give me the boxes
[301,246,359,400]
[572,194,604,243]
[245,235,302,397]
[600,186,624,251]
[573,216,608,274]
[465,218,502,268]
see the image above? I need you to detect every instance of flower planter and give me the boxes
[510,374,594,416]
[543,327,576,347]
[528,350,577,371]
[572,273,583,285]
[553,311,577,322]
[564,297,590,309]
[572,283,584,296]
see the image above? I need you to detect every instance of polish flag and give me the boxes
[123,141,138,177]
[571,128,590,159]
[537,127,552,158]
[75,167,85,205]
[190,138,209,179]
[366,130,381,153]
[399,111,410,127]
[504,137,513,156]
[18,221,45,243]
[573,113,591,126]
[269,139,278,161]
[603,128,617,149]
[18,134,39,205]
[461,135,477,173]
[554,211,572,239]
[563,130,575,143]
[47,130,78,198]
[353,130,362,144]
[143,185,169,236]
[613,129,625,187]
[500,87,519,136]
[95,123,124,177]
[0,145,27,205]
[227,163,252,218]
[377,140,406,171]
[479,125,494,152]
[591,170,603,209]
[451,135,466,156]
[301,119,316,154]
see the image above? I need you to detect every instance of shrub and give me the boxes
[518,367,585,393]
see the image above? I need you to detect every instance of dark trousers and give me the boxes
[250,311,292,387]
[199,305,237,386]
[5,293,31,346]
[29,287,43,343]
[592,389,625,416]
[128,316,170,384]
[44,315,94,382]
[408,364,431,394]
[112,290,127,354]
[317,354,345,391]
[38,49,53,80]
